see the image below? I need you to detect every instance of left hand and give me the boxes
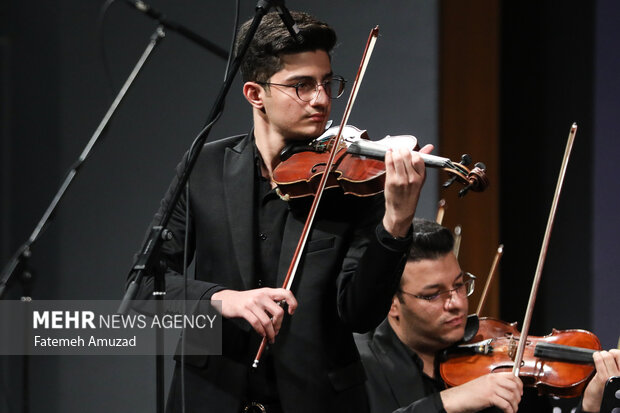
[581,349,620,412]
[382,144,434,238]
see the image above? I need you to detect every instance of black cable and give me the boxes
[224,0,241,81]
[179,1,240,409]
[181,179,190,413]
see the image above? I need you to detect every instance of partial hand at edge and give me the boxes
[581,349,620,413]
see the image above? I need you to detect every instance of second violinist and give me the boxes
[355,219,619,413]
[131,10,432,413]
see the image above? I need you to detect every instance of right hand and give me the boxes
[211,288,298,343]
[440,372,523,413]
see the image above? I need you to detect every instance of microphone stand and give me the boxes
[0,3,235,410]
[122,0,229,60]
[0,26,166,300]
[0,26,166,413]
[0,1,230,300]
[120,0,279,311]
[118,1,286,410]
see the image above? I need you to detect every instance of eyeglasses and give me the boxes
[399,272,476,303]
[257,76,346,102]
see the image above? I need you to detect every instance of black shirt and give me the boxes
[247,144,288,403]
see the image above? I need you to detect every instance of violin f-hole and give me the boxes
[311,162,327,173]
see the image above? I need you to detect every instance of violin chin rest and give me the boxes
[378,135,418,151]
[279,142,317,161]
[462,314,480,342]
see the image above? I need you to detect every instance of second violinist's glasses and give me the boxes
[258,76,346,102]
[400,272,476,303]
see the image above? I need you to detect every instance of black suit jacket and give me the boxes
[355,319,446,413]
[135,133,413,413]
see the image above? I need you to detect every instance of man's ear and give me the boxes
[243,82,265,110]
[388,295,400,320]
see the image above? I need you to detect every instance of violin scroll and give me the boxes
[441,154,489,197]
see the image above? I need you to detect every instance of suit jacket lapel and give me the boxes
[372,320,428,406]
[223,135,255,290]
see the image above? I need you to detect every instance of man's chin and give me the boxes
[286,127,326,142]
[441,326,467,346]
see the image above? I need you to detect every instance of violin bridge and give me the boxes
[508,336,517,360]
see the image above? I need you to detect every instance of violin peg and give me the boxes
[460,154,472,166]
[443,176,458,188]
[458,184,472,198]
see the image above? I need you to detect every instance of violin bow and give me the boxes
[436,199,447,225]
[476,244,503,316]
[252,27,380,368]
[512,123,578,376]
[453,225,462,258]
[283,25,379,293]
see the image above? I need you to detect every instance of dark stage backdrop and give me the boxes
[499,0,619,351]
[2,0,619,412]
[592,0,620,355]
[0,1,438,411]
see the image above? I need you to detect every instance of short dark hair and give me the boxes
[407,218,455,262]
[235,11,337,83]
[396,219,455,302]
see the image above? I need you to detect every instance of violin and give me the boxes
[439,124,602,398]
[273,124,489,200]
[440,317,602,398]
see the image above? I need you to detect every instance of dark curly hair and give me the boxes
[235,11,337,83]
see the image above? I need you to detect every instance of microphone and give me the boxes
[123,0,162,20]
[121,0,229,60]
[273,4,304,44]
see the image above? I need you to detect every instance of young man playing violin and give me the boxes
[356,218,620,413]
[133,11,433,413]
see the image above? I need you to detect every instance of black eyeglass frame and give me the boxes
[256,75,347,102]
[399,272,476,302]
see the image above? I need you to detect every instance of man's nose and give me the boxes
[310,84,330,105]
[444,290,466,311]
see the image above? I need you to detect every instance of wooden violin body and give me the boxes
[273,124,489,200]
[275,125,394,198]
[440,317,602,398]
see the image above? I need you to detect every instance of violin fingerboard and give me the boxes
[534,342,595,364]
